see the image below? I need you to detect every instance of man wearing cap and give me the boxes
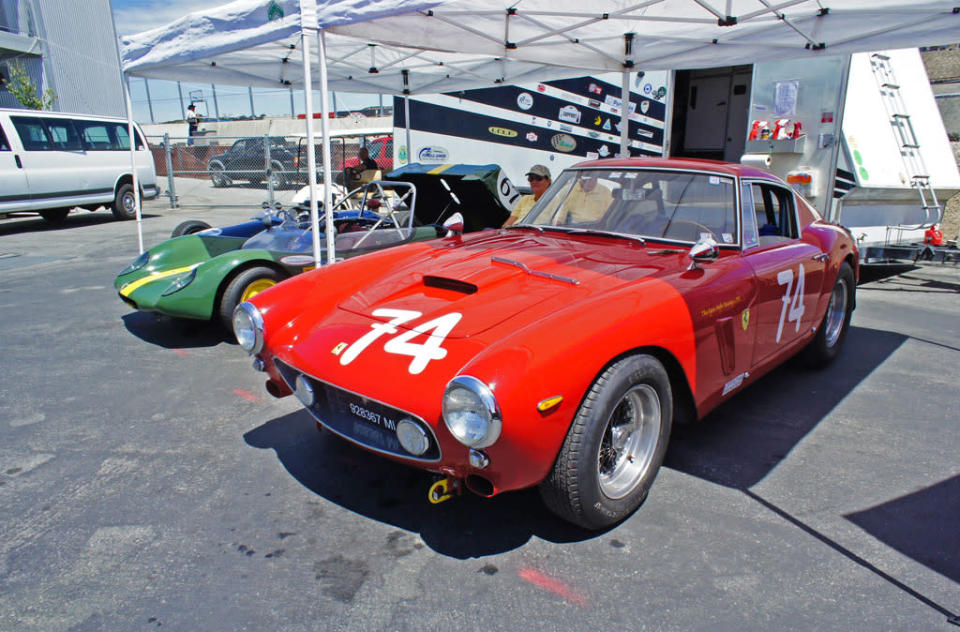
[503,164,551,227]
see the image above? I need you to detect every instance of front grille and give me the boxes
[274,358,441,462]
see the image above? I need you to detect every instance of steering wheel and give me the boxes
[663,219,718,242]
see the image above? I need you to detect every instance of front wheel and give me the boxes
[267,161,288,190]
[218,266,285,330]
[539,354,673,530]
[171,220,211,238]
[112,183,137,220]
[802,261,854,368]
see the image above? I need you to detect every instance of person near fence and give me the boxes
[343,147,380,188]
[186,104,199,146]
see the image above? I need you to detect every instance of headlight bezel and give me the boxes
[232,301,265,355]
[119,251,150,276]
[160,267,197,296]
[442,375,502,449]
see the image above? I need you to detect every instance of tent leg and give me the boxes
[318,30,335,265]
[123,75,144,254]
[620,68,630,158]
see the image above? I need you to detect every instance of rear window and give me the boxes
[76,121,115,150]
[0,126,9,151]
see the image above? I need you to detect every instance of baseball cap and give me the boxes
[526,164,551,179]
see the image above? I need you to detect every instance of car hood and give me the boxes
[338,230,676,338]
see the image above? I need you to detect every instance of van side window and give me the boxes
[11,117,52,150]
[0,126,9,151]
[75,121,114,150]
[108,123,145,150]
[44,118,84,151]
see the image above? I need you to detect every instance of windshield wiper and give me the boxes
[562,227,646,245]
[503,223,544,233]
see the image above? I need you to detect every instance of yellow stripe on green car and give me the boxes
[119,264,200,297]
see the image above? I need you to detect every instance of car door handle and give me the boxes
[15,154,22,168]
[811,253,829,262]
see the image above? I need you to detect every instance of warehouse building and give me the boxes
[0,0,124,116]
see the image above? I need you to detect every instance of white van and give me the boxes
[0,108,158,223]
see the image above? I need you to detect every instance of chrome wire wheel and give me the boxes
[596,384,662,499]
[824,275,849,348]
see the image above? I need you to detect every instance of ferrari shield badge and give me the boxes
[741,308,750,331]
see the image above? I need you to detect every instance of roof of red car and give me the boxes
[571,156,776,180]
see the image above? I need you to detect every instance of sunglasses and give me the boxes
[527,175,545,182]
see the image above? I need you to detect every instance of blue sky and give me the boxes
[110,0,383,123]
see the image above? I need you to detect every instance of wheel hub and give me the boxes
[597,384,661,499]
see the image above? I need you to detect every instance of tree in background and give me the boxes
[4,61,56,110]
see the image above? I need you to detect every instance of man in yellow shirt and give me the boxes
[503,164,551,227]
[556,175,612,224]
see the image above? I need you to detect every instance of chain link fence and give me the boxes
[146,133,394,209]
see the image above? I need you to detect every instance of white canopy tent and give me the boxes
[120,0,960,264]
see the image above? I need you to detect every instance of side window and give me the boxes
[45,118,83,150]
[76,121,113,150]
[740,183,759,248]
[0,126,9,151]
[108,123,144,150]
[752,183,799,242]
[11,116,52,150]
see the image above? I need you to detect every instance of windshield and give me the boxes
[518,168,738,244]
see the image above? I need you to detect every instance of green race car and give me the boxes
[114,163,517,328]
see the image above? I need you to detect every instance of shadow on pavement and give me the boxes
[845,474,960,584]
[243,412,597,559]
[122,312,233,349]
[664,326,907,489]
[0,211,161,236]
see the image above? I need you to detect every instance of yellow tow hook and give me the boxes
[428,477,461,504]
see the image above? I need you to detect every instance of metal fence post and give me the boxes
[265,133,275,207]
[163,133,178,209]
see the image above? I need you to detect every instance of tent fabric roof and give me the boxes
[121,1,960,95]
[329,0,960,72]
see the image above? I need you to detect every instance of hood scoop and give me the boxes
[422,275,478,295]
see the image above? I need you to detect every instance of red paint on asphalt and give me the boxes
[517,567,586,605]
[232,388,261,402]
[171,349,190,357]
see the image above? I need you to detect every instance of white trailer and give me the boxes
[741,48,960,261]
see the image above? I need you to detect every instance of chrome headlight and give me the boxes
[119,251,149,276]
[232,302,264,355]
[442,375,501,449]
[160,268,197,296]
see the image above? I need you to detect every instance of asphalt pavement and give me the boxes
[0,200,958,631]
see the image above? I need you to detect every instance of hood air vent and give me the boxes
[422,275,478,294]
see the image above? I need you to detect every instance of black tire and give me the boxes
[112,183,137,220]
[218,266,285,330]
[209,162,230,188]
[171,220,212,238]
[802,261,855,368]
[539,354,673,530]
[267,161,287,190]
[39,208,70,224]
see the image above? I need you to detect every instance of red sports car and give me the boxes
[234,158,858,529]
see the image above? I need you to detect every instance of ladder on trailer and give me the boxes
[869,53,942,232]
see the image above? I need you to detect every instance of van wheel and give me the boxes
[40,208,70,224]
[171,220,211,238]
[112,183,137,220]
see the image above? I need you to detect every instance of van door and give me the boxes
[0,120,29,215]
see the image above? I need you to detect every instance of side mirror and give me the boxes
[687,236,719,270]
[443,212,465,237]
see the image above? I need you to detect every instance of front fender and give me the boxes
[455,276,696,493]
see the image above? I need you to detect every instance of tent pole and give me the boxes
[298,0,323,269]
[317,29,336,265]
[620,68,630,158]
[404,95,411,165]
[123,75,144,254]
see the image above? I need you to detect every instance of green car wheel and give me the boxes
[219,266,285,329]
